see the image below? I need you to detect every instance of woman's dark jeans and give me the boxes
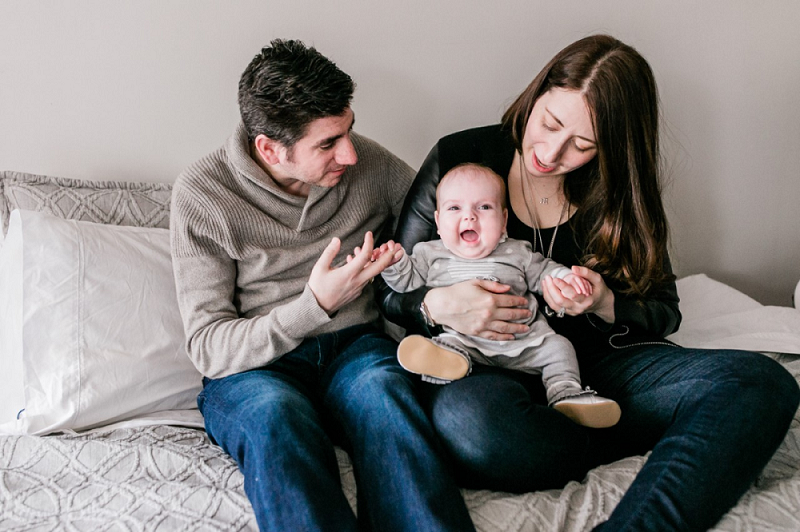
[423,344,799,531]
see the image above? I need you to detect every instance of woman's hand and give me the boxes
[541,266,616,324]
[424,279,532,341]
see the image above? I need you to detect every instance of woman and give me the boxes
[377,35,799,531]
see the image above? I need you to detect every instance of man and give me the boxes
[170,40,475,531]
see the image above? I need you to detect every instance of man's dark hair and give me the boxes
[238,39,355,148]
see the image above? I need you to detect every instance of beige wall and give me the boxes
[2,1,798,305]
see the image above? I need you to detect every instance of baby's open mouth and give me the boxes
[460,230,479,242]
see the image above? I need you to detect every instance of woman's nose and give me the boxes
[539,140,565,166]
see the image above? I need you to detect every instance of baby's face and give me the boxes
[435,169,508,260]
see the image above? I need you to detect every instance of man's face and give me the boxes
[274,108,357,193]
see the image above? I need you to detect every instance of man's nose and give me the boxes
[336,137,358,166]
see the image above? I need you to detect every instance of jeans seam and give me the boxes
[317,337,326,379]
[318,331,339,378]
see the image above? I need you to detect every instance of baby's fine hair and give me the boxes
[437,163,507,209]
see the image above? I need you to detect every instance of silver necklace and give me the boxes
[531,180,553,204]
[518,155,568,259]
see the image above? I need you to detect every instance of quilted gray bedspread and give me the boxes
[1,353,798,531]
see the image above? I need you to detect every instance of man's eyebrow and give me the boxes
[545,107,596,144]
[316,116,355,147]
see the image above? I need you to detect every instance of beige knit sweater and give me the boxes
[170,123,414,378]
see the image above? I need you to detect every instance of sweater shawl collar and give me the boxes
[225,121,342,232]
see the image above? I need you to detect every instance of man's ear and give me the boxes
[253,134,284,166]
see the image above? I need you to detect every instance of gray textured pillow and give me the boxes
[0,171,172,236]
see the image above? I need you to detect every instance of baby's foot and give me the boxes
[551,388,621,428]
[397,335,470,383]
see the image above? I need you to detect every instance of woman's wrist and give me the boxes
[591,289,616,324]
[422,289,441,324]
[421,289,445,335]
[419,298,437,328]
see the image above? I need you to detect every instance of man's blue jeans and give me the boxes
[423,344,799,531]
[197,324,475,532]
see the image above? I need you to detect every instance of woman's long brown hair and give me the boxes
[503,34,673,297]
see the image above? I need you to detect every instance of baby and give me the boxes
[378,163,620,428]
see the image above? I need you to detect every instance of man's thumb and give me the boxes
[313,237,341,273]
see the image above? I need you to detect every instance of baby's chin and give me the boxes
[442,240,494,260]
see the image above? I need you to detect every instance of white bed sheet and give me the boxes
[2,274,799,532]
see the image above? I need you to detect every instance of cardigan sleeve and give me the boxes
[606,254,682,337]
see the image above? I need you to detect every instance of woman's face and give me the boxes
[521,88,597,178]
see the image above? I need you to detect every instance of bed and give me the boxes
[1,170,799,531]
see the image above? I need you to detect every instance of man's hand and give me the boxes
[309,231,397,314]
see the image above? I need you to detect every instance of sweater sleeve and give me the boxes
[170,181,332,379]
[516,242,572,294]
[380,242,432,293]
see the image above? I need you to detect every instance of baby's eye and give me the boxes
[478,204,492,210]
[447,205,460,211]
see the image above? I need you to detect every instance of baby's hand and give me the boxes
[562,272,593,297]
[348,240,405,267]
[373,241,405,266]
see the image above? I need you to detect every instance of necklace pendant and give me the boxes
[540,197,548,204]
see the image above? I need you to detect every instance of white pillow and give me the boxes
[668,274,800,355]
[795,279,800,310]
[0,209,203,435]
